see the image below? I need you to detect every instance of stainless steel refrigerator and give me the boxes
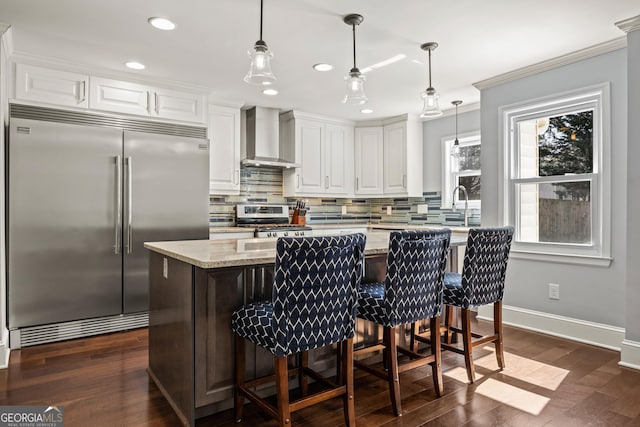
[7,105,209,334]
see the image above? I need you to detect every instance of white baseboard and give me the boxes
[477,304,625,351]
[0,327,10,369]
[620,340,640,370]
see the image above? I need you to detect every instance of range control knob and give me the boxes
[283,232,289,237]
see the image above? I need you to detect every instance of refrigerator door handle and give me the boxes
[114,155,122,254]
[125,156,133,254]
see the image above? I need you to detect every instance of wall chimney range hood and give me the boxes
[242,106,298,168]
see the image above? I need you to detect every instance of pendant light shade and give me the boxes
[451,100,462,157]
[244,0,276,86]
[420,42,442,118]
[342,14,368,105]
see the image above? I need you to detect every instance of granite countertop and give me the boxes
[368,223,471,233]
[209,223,471,234]
[145,230,467,269]
[208,227,255,233]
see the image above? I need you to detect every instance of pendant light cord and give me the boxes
[259,0,264,41]
[428,49,432,88]
[455,103,459,141]
[352,23,357,70]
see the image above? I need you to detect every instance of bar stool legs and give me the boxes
[234,334,246,422]
[383,327,401,416]
[442,300,505,384]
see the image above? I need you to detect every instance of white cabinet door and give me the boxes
[90,77,206,123]
[282,111,355,197]
[208,106,240,194]
[16,64,89,108]
[152,88,206,123]
[89,77,151,116]
[383,121,407,194]
[325,124,354,195]
[354,127,383,195]
[296,119,325,193]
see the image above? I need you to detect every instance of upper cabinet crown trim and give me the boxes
[279,109,355,126]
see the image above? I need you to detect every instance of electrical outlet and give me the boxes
[341,205,348,215]
[386,206,392,215]
[548,283,560,300]
[417,204,429,214]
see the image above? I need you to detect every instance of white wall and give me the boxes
[479,48,628,329]
[422,108,481,192]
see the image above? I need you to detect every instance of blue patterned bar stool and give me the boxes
[232,234,366,427]
[441,226,514,383]
[355,229,451,416]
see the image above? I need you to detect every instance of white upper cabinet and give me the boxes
[385,116,423,197]
[325,124,354,194]
[89,77,150,116]
[354,126,384,195]
[296,118,324,193]
[282,111,354,197]
[15,63,89,108]
[355,115,423,197]
[208,105,241,195]
[90,77,206,123]
[14,63,206,123]
[152,87,206,123]
[383,122,407,194]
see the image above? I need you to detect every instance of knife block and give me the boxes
[291,209,306,225]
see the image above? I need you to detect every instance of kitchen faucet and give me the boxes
[452,185,469,227]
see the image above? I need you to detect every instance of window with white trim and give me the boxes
[503,84,610,260]
[442,132,481,209]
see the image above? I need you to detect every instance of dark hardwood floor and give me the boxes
[1,319,640,426]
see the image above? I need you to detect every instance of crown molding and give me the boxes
[1,25,13,56]
[473,37,627,90]
[615,15,640,33]
[437,101,480,119]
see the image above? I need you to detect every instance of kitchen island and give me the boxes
[144,230,466,426]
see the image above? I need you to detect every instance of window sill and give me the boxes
[510,250,612,267]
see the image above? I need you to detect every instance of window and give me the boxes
[442,132,481,209]
[502,84,610,262]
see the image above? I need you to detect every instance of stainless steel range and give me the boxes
[236,204,312,238]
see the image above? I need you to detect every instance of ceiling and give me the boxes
[0,0,637,120]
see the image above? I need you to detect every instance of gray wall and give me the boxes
[423,108,481,192]
[480,48,628,327]
[626,30,640,342]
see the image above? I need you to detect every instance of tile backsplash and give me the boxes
[209,166,480,228]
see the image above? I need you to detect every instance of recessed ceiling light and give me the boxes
[148,17,176,31]
[125,61,146,70]
[361,108,374,114]
[262,88,278,96]
[313,63,333,72]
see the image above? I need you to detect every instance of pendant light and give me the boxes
[244,0,276,86]
[451,100,462,157]
[342,14,367,105]
[420,42,442,118]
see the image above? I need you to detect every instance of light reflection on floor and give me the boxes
[443,346,569,415]
[474,378,550,415]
